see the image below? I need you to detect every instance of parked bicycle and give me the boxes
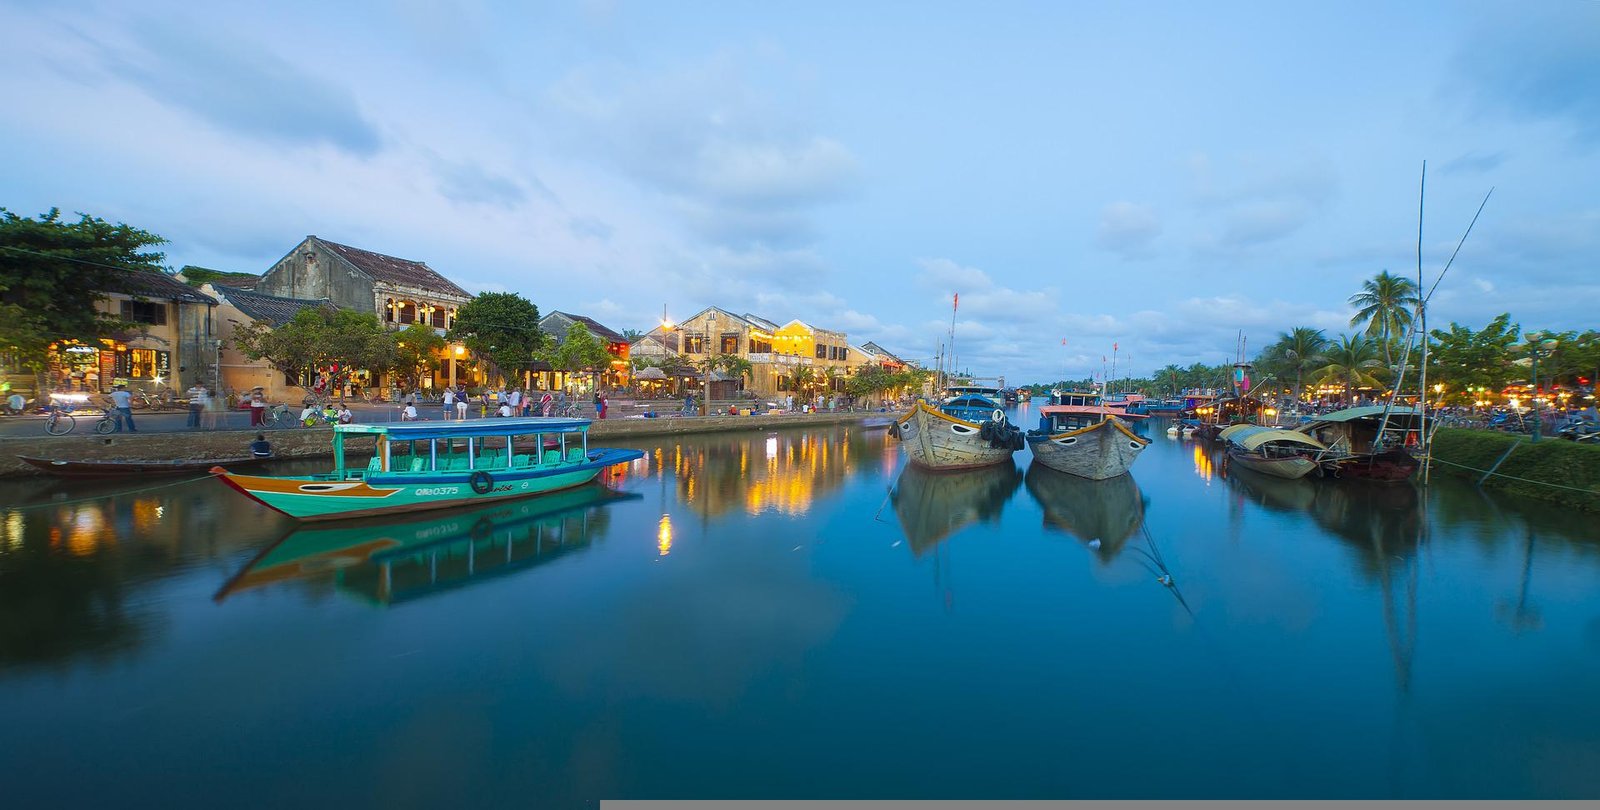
[45,404,118,435]
[261,403,295,428]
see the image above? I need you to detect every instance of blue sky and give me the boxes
[3,1,1596,383]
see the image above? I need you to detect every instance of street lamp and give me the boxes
[1527,332,1559,442]
[702,311,716,416]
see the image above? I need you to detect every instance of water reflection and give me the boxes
[1025,466,1146,562]
[216,484,640,606]
[890,463,1022,556]
[654,427,889,519]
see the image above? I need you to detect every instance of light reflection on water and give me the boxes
[1,419,1599,802]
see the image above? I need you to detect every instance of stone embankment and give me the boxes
[0,411,888,478]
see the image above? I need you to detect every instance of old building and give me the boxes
[202,284,337,401]
[665,307,853,398]
[44,270,218,396]
[537,311,631,392]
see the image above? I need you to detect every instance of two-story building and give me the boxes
[536,311,630,392]
[667,307,854,398]
[201,284,338,401]
[43,270,218,396]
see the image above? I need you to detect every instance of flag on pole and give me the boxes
[1061,338,1066,346]
[953,293,959,311]
[1113,342,1118,351]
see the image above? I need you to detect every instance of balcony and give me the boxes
[748,353,807,366]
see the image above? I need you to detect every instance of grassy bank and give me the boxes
[1429,428,1600,512]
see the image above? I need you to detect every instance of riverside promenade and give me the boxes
[0,404,889,478]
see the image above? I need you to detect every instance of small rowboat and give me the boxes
[17,454,264,478]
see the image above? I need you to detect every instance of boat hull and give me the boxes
[1325,449,1420,481]
[1226,447,1320,479]
[891,402,1016,471]
[17,454,262,478]
[211,447,644,521]
[1027,418,1149,480]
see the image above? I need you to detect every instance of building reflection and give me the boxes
[655,427,892,519]
[1024,467,1146,563]
[890,463,1022,557]
[215,484,640,606]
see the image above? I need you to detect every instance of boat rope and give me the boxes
[3,474,215,512]
[1428,457,1600,495]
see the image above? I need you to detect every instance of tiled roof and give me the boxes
[215,285,334,327]
[742,313,781,332]
[315,237,471,299]
[861,341,906,363]
[106,270,217,305]
[543,311,623,342]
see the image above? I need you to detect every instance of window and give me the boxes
[720,334,740,354]
[749,339,772,354]
[430,306,447,328]
[398,302,415,324]
[684,335,704,354]
[815,345,827,359]
[120,300,168,326]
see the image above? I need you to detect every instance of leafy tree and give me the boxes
[1259,327,1330,402]
[539,321,615,389]
[447,292,542,387]
[1349,270,1420,368]
[1312,334,1385,400]
[620,328,644,342]
[233,308,394,397]
[1425,314,1521,402]
[0,208,166,388]
[792,366,817,400]
[390,323,446,389]
[711,354,753,393]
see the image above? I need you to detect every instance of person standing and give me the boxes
[455,387,468,420]
[598,391,609,419]
[443,387,456,420]
[540,391,553,417]
[187,384,210,429]
[109,384,137,432]
[249,390,267,427]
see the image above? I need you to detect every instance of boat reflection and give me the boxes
[1024,466,1146,562]
[890,462,1022,556]
[215,484,641,606]
[1222,462,1319,514]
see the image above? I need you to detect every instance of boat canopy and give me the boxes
[334,417,590,442]
[1221,424,1327,451]
[1307,405,1423,424]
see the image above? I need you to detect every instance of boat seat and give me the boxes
[513,454,534,467]
[366,456,383,472]
[567,447,587,462]
[410,456,427,472]
[543,450,562,466]
[447,456,470,471]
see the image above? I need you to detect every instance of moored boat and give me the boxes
[1220,424,1327,480]
[1026,390,1150,480]
[890,387,1021,471]
[1295,405,1423,481]
[209,417,645,521]
[17,454,264,478]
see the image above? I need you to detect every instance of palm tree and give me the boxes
[1349,270,1420,369]
[1263,327,1330,404]
[792,366,817,404]
[1312,334,1385,403]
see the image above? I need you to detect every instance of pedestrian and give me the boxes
[540,391,553,417]
[337,404,354,424]
[598,392,608,419]
[186,382,206,428]
[402,400,418,421]
[443,387,456,420]
[455,388,468,420]
[509,388,522,416]
[249,389,266,427]
[249,433,273,458]
[108,384,137,433]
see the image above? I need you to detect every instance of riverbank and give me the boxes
[1429,427,1600,512]
[0,411,889,478]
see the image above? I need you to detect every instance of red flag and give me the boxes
[1061,338,1066,346]
[953,293,959,311]
[1113,342,1118,351]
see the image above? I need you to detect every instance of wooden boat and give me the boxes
[1025,464,1144,562]
[1219,424,1327,480]
[214,484,640,605]
[890,460,1022,556]
[1026,390,1150,480]
[1295,405,1422,481]
[890,388,1020,470]
[210,417,645,521]
[17,454,263,478]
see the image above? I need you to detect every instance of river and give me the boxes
[2,408,1598,804]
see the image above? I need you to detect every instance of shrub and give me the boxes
[1430,428,1600,511]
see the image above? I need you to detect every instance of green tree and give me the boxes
[1312,334,1386,401]
[1348,270,1420,368]
[447,292,542,387]
[1425,314,1521,403]
[0,208,167,388]
[711,354,753,393]
[390,323,446,389]
[1259,327,1330,403]
[233,308,394,397]
[792,366,817,400]
[540,321,614,390]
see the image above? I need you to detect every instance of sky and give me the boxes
[2,0,1596,384]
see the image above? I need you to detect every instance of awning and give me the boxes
[636,367,667,380]
[1308,405,1423,424]
[1221,424,1326,451]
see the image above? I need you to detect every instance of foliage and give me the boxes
[0,208,166,376]
[390,323,446,389]
[1312,334,1385,396]
[711,354,753,391]
[233,308,394,393]
[1425,314,1521,401]
[620,328,644,342]
[1349,270,1420,367]
[846,364,930,399]
[539,321,614,380]
[1257,327,1330,401]
[791,366,816,397]
[1431,428,1600,512]
[447,292,542,385]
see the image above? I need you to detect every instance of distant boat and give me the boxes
[1219,424,1327,480]
[890,386,1021,471]
[1026,390,1150,480]
[17,454,264,478]
[1295,405,1423,481]
[210,417,644,521]
[890,460,1022,556]
[1025,464,1145,562]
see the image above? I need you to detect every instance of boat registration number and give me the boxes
[414,486,461,496]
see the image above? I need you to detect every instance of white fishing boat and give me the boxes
[1026,390,1150,480]
[890,389,1021,471]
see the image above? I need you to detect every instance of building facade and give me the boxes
[43,271,218,397]
[202,284,337,401]
[537,311,631,392]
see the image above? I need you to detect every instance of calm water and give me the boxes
[3,409,1600,805]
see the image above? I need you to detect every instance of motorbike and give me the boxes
[1556,418,1600,443]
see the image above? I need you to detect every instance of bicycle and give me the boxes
[45,405,118,435]
[261,403,295,428]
